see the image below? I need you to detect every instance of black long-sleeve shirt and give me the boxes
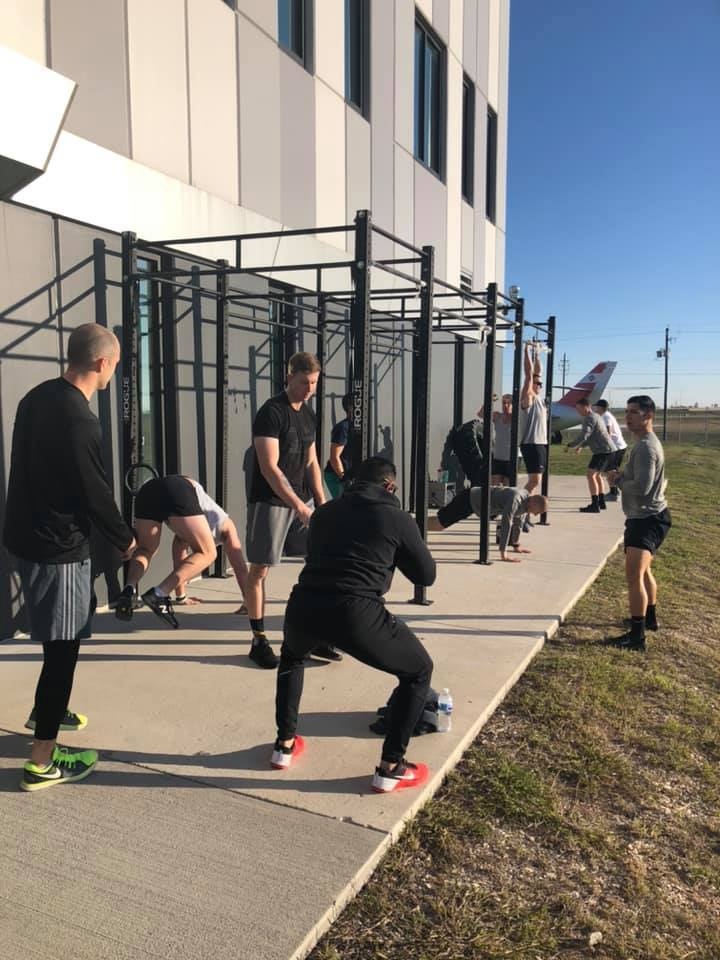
[295,481,436,599]
[3,378,133,563]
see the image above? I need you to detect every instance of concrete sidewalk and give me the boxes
[0,477,623,960]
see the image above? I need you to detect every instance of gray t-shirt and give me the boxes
[617,432,667,519]
[470,486,529,554]
[493,413,512,460]
[567,411,614,454]
[521,395,547,445]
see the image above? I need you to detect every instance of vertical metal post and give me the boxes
[190,266,207,489]
[160,253,180,475]
[509,298,524,486]
[662,326,669,442]
[349,210,372,471]
[410,245,434,604]
[93,239,115,484]
[315,291,327,453]
[477,282,497,564]
[453,336,465,427]
[214,259,229,577]
[121,232,139,527]
[540,315,556,525]
[93,239,108,328]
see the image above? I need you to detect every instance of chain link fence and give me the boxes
[661,412,720,448]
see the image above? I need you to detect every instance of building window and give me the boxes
[460,272,473,293]
[462,76,475,204]
[345,0,370,117]
[278,0,313,71]
[414,18,444,177]
[486,106,497,224]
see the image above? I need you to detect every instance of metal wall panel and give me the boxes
[127,0,190,183]
[48,0,131,156]
[238,18,283,224]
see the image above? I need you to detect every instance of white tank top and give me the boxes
[189,480,228,545]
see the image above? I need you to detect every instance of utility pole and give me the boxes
[663,326,669,442]
[656,327,671,441]
[560,352,570,394]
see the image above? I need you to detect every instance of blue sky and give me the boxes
[504,0,720,407]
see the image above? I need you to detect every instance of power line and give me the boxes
[559,330,720,342]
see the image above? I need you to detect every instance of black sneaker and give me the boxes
[20,746,98,792]
[114,585,136,621]
[249,637,279,669]
[311,645,343,662]
[602,631,646,652]
[25,708,87,733]
[141,589,179,628]
[579,504,600,513]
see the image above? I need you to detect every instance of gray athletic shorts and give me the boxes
[246,501,310,566]
[16,557,92,643]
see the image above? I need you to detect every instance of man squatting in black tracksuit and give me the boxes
[272,457,437,794]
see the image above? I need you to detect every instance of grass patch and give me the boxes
[310,443,720,960]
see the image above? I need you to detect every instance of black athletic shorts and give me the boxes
[608,449,626,471]
[624,508,671,555]
[520,443,547,475]
[492,458,511,478]
[588,452,612,471]
[134,475,203,523]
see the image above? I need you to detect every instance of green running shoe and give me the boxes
[20,746,98,792]
[24,708,88,732]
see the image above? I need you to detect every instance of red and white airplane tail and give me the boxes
[555,362,617,408]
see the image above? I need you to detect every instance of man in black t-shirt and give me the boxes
[246,352,327,668]
[3,323,135,791]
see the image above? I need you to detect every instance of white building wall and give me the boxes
[3,0,507,293]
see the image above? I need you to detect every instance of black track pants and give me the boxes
[33,640,81,741]
[276,592,433,764]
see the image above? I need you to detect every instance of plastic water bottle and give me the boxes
[437,688,453,733]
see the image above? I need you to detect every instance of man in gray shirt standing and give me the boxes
[565,396,615,513]
[605,395,671,651]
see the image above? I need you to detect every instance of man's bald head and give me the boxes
[67,324,120,372]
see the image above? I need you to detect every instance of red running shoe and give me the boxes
[270,734,305,770]
[371,760,429,793]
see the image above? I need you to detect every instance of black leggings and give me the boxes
[33,640,81,741]
[276,592,433,764]
[437,488,474,528]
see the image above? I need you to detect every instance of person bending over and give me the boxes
[168,479,249,615]
[428,487,548,562]
[272,457,437,794]
[593,398,627,498]
[115,475,217,628]
[565,396,615,513]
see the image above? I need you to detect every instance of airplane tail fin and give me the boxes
[556,362,617,407]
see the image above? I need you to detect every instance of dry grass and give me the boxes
[309,444,720,960]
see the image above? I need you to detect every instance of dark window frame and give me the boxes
[278,0,314,74]
[461,75,475,205]
[413,15,446,181]
[486,105,498,224]
[345,0,371,119]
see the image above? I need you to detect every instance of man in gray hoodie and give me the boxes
[566,396,615,513]
[604,395,671,651]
